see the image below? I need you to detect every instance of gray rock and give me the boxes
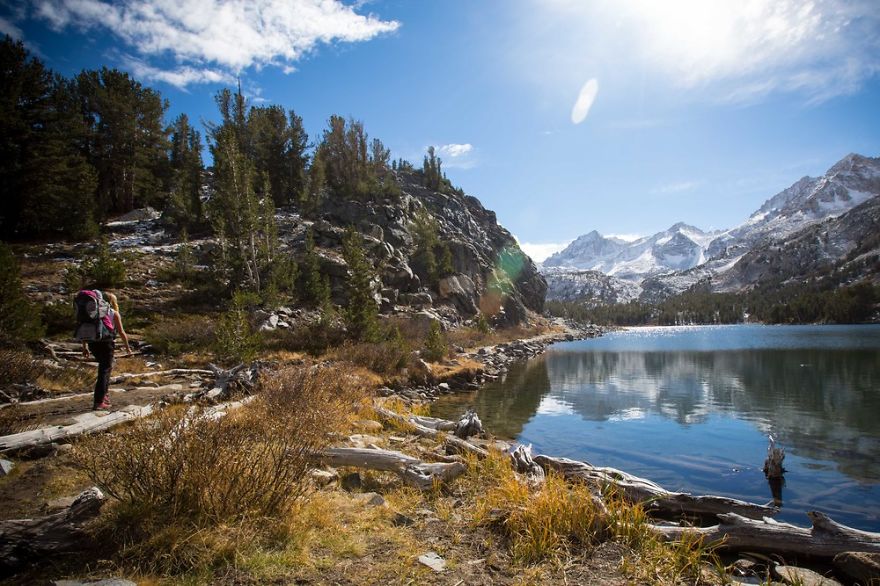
[340,472,362,492]
[418,551,447,572]
[834,551,880,584]
[0,458,14,476]
[310,469,338,487]
[773,565,841,586]
[352,492,386,507]
[391,511,415,526]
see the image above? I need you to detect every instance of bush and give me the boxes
[144,314,216,356]
[422,320,448,362]
[64,239,127,290]
[72,365,363,573]
[42,301,73,337]
[213,293,261,364]
[0,348,43,384]
[331,327,411,375]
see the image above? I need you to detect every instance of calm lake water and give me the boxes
[432,324,880,531]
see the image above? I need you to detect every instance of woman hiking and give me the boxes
[77,290,132,410]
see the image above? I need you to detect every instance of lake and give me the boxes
[432,324,880,531]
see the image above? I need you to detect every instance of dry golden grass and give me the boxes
[71,364,366,575]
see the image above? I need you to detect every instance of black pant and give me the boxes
[88,339,114,407]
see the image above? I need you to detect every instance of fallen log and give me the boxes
[0,405,155,454]
[373,405,488,458]
[110,368,213,384]
[0,487,106,571]
[651,511,880,559]
[454,408,483,439]
[534,454,776,520]
[315,447,466,491]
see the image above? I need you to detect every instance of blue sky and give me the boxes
[3,0,880,260]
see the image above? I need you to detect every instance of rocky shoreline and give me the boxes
[380,320,605,404]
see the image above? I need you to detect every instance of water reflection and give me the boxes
[433,330,880,484]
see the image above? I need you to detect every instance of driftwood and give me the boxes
[0,487,106,570]
[763,435,786,478]
[315,447,466,490]
[0,404,155,454]
[833,551,880,584]
[373,405,488,458]
[454,408,484,439]
[510,444,545,484]
[534,455,777,520]
[651,511,880,559]
[0,394,256,455]
[110,368,213,384]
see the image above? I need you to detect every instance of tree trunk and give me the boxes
[534,455,776,520]
[315,447,466,491]
[0,487,106,571]
[650,511,880,559]
[373,405,488,458]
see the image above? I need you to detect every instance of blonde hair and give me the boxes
[105,292,120,313]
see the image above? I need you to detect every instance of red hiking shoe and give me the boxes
[94,398,112,410]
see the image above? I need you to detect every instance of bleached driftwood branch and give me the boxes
[315,447,466,491]
[534,455,777,520]
[650,511,880,558]
[373,404,489,458]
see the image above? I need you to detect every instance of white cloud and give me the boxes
[652,180,701,195]
[529,0,880,104]
[607,233,642,242]
[32,0,400,86]
[571,78,598,124]
[519,241,572,262]
[0,16,23,39]
[124,57,234,89]
[438,143,473,158]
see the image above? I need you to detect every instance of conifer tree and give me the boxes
[422,146,442,191]
[0,243,44,345]
[300,227,331,307]
[342,227,380,342]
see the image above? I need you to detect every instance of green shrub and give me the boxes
[213,293,261,364]
[65,238,127,290]
[422,320,448,362]
[42,301,73,337]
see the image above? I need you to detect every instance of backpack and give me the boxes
[73,290,116,341]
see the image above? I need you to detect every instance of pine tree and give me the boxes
[342,227,380,342]
[300,227,330,307]
[0,243,44,345]
[422,146,442,191]
[166,113,204,232]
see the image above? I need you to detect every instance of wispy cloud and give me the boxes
[0,16,23,39]
[438,143,473,158]
[437,143,477,169]
[607,233,642,242]
[123,57,234,89]
[29,0,400,87]
[652,180,701,195]
[530,0,880,104]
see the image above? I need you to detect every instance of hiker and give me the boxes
[76,290,132,410]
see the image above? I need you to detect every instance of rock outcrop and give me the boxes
[314,171,546,326]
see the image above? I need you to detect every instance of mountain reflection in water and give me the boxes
[432,325,880,530]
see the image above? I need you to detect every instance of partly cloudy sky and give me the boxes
[4,0,879,254]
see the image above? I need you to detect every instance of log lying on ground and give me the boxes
[534,455,776,520]
[110,368,214,384]
[315,447,466,491]
[0,395,257,455]
[510,444,545,484]
[454,408,483,439]
[651,511,880,558]
[0,404,155,454]
[373,405,488,458]
[0,487,106,570]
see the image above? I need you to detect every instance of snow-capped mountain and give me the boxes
[707,153,880,260]
[543,223,719,281]
[545,153,880,305]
